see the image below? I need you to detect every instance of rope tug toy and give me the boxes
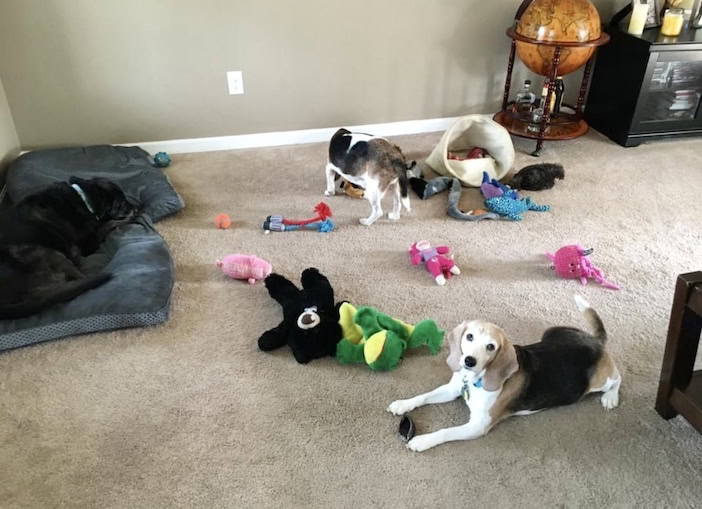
[263,202,335,234]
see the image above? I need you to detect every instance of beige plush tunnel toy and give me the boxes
[424,115,515,187]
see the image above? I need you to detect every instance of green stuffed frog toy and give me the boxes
[335,303,444,371]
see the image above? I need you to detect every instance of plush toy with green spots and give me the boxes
[335,303,444,371]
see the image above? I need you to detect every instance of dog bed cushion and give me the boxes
[4,145,183,222]
[0,216,173,351]
[424,115,515,187]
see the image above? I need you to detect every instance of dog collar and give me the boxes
[462,375,483,389]
[461,376,483,404]
[70,183,98,218]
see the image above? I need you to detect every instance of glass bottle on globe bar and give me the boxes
[514,79,536,120]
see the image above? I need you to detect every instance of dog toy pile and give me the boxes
[408,169,551,223]
[478,171,551,221]
[409,176,499,221]
[216,254,272,284]
[263,202,335,233]
[257,268,444,369]
[546,245,619,290]
[409,240,460,286]
[448,147,487,160]
[424,115,514,187]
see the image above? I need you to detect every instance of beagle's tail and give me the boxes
[393,159,412,212]
[574,295,607,343]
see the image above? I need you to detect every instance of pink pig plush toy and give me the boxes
[409,240,460,286]
[216,254,272,284]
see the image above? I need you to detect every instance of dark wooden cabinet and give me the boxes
[585,26,702,147]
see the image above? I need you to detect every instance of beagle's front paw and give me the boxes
[601,390,619,410]
[407,434,436,452]
[387,399,415,416]
[324,189,335,197]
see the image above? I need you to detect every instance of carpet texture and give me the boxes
[1,131,702,508]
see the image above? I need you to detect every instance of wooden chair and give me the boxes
[655,272,702,433]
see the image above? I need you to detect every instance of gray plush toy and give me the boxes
[409,176,500,221]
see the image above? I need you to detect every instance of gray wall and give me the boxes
[0,0,621,149]
[0,77,20,175]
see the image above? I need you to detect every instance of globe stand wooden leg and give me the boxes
[576,58,594,115]
[531,46,561,157]
[501,40,517,112]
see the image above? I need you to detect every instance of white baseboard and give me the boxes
[126,116,461,154]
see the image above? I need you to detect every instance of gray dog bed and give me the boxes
[0,146,182,352]
[0,216,173,351]
[5,145,184,221]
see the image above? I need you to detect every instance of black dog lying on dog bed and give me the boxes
[0,145,182,352]
[0,177,137,319]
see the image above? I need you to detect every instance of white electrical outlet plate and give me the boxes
[227,71,244,95]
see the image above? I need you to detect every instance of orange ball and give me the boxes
[215,213,231,229]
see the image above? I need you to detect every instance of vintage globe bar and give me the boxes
[494,0,610,156]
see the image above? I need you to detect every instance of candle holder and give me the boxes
[661,8,685,35]
[629,0,650,35]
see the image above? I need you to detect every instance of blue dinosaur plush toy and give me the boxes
[484,195,551,221]
[480,172,519,200]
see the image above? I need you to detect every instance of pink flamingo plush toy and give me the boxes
[409,240,460,286]
[216,254,272,285]
[545,245,619,290]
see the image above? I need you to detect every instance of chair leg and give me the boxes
[655,273,702,419]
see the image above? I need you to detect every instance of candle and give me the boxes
[661,8,685,36]
[628,0,649,35]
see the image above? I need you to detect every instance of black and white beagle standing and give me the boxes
[324,128,413,226]
[387,296,621,452]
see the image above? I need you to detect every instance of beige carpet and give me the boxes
[1,131,702,508]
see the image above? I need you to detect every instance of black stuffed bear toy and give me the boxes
[258,268,343,364]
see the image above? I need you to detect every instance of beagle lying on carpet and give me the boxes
[387,296,621,452]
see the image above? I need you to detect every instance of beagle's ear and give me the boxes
[483,330,518,392]
[446,322,468,372]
